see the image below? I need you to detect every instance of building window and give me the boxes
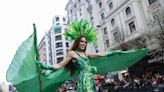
[57,57,63,63]
[93,43,99,53]
[109,2,113,10]
[129,21,136,33]
[99,2,102,9]
[56,17,59,21]
[55,35,62,41]
[74,4,77,8]
[56,49,63,55]
[79,8,82,16]
[96,49,99,53]
[125,7,131,16]
[56,23,60,25]
[90,15,94,20]
[148,0,157,5]
[54,27,61,33]
[56,42,62,48]
[101,12,105,20]
[80,12,82,16]
[103,27,108,35]
[105,40,109,48]
[113,31,119,41]
[66,42,69,47]
[63,18,66,22]
[111,18,115,27]
[70,9,72,13]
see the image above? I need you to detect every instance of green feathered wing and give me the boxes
[6,24,149,92]
[6,24,72,92]
[89,48,149,74]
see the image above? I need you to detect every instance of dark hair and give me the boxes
[65,36,87,75]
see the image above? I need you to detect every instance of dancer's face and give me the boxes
[78,37,87,51]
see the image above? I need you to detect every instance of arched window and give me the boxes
[74,4,77,8]
[111,18,115,27]
[148,0,157,5]
[126,7,131,16]
[99,2,102,9]
[101,12,105,20]
[113,31,119,42]
[103,27,108,34]
[109,2,113,10]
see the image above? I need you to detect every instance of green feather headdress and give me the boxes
[64,19,97,43]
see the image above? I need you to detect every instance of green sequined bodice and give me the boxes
[73,55,96,92]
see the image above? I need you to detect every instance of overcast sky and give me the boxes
[0,0,68,83]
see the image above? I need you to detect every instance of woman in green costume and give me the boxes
[50,36,106,92]
[39,19,146,92]
[7,19,149,92]
[40,20,108,92]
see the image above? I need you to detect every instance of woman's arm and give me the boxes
[38,51,74,70]
[87,52,107,58]
[54,51,74,70]
[88,50,122,58]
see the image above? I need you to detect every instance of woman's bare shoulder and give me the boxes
[67,50,76,56]
[67,50,78,61]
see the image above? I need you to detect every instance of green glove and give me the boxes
[106,50,122,56]
[90,66,97,74]
[36,61,54,70]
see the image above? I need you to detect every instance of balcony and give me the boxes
[148,0,160,10]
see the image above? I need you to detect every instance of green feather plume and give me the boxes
[64,19,97,43]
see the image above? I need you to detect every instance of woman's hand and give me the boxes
[106,50,122,56]
[36,61,55,70]
[90,66,97,74]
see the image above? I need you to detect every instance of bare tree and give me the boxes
[145,9,164,49]
[113,27,147,51]
[134,37,147,49]
[113,29,129,50]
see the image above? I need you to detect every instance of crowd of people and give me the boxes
[98,72,164,92]
[57,72,164,92]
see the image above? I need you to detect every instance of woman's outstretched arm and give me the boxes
[87,50,122,58]
[54,51,74,70]
[38,51,74,70]
[87,52,107,58]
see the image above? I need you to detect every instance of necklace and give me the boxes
[75,48,87,59]
[76,48,84,52]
